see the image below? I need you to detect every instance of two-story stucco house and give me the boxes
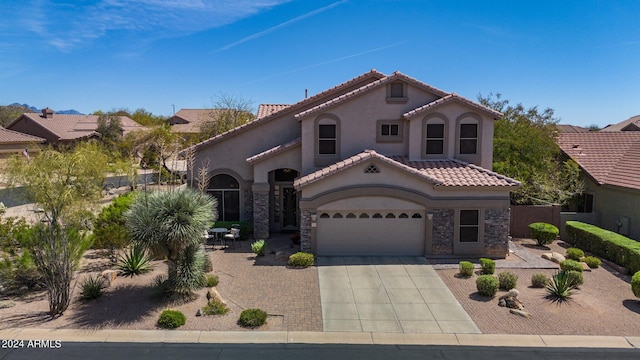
[186,70,520,257]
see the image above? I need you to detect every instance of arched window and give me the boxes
[320,213,330,218]
[399,213,409,218]
[372,213,382,218]
[359,213,369,218]
[386,213,396,218]
[333,213,343,218]
[346,213,356,218]
[207,174,240,222]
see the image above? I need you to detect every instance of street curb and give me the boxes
[1,329,638,349]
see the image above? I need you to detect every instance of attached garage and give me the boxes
[315,197,426,256]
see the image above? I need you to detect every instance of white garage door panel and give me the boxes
[317,215,425,256]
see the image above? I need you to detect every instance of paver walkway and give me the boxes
[317,256,480,334]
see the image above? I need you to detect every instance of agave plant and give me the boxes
[80,274,106,300]
[117,245,154,277]
[546,270,576,301]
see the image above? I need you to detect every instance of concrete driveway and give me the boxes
[317,256,480,334]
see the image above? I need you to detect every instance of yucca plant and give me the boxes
[546,270,576,301]
[125,189,216,296]
[117,245,154,277]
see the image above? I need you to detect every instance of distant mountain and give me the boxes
[8,103,83,115]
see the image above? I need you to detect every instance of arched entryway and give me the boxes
[207,174,240,222]
[269,168,299,232]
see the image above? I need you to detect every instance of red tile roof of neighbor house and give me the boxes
[294,150,520,189]
[0,127,45,143]
[13,112,143,141]
[558,132,640,190]
[600,114,640,132]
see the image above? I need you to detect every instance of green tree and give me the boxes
[96,113,124,150]
[197,93,255,142]
[92,192,137,256]
[125,188,216,296]
[129,108,167,127]
[0,104,32,127]
[479,94,583,205]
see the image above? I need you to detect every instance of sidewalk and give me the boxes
[1,328,639,349]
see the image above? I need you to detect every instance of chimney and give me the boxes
[41,107,54,118]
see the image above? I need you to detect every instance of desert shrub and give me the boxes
[288,252,314,267]
[632,271,640,298]
[479,258,495,275]
[583,256,601,269]
[566,270,584,287]
[560,259,583,273]
[458,261,474,277]
[92,192,136,254]
[546,271,576,300]
[157,309,186,329]
[566,248,584,261]
[528,222,559,246]
[117,245,154,277]
[565,221,640,274]
[498,271,518,290]
[531,273,550,288]
[202,300,229,316]
[251,240,265,256]
[238,308,268,328]
[80,274,106,300]
[205,274,219,287]
[476,275,499,297]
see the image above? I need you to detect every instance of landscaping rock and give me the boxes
[206,287,226,305]
[510,309,532,318]
[581,262,591,272]
[499,289,524,310]
[101,270,118,287]
[0,300,16,309]
[542,252,565,264]
[196,309,202,317]
[275,251,289,262]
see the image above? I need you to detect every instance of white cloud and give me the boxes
[19,0,292,51]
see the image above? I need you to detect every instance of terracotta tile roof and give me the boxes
[402,93,503,120]
[294,71,451,120]
[182,69,386,154]
[14,113,143,141]
[601,115,640,132]
[246,138,301,164]
[0,127,46,143]
[556,124,590,133]
[294,150,520,189]
[558,132,640,189]
[257,104,290,119]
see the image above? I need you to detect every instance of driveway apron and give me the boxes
[317,256,480,334]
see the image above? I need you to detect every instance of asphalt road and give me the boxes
[0,343,638,360]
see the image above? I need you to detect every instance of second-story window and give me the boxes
[381,124,399,136]
[426,123,445,155]
[318,124,336,155]
[459,123,478,154]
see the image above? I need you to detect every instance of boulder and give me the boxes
[510,309,532,318]
[275,251,289,262]
[206,287,226,305]
[580,262,591,272]
[101,270,118,287]
[542,252,565,264]
[498,293,524,310]
[196,309,202,317]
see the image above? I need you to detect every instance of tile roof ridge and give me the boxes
[182,70,386,155]
[374,153,445,185]
[246,137,302,163]
[457,159,521,184]
[403,93,502,119]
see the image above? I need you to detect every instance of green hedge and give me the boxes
[565,221,640,274]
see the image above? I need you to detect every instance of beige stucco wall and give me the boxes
[195,115,300,182]
[585,178,640,241]
[252,145,302,183]
[299,85,441,175]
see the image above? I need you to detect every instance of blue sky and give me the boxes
[1,0,638,127]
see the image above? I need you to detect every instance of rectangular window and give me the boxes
[459,123,478,154]
[381,124,399,136]
[426,123,444,155]
[318,124,336,154]
[459,210,479,243]
[390,82,404,98]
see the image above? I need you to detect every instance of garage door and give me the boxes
[316,210,425,256]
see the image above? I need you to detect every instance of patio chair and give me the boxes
[223,225,240,249]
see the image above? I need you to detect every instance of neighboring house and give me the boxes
[0,127,45,158]
[6,108,144,145]
[558,132,640,241]
[186,70,520,257]
[601,115,640,132]
[556,124,590,133]
[167,109,213,134]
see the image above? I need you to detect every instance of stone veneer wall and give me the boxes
[253,192,269,239]
[484,208,510,257]
[300,210,312,253]
[243,189,253,223]
[432,209,454,255]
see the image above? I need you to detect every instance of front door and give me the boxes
[281,186,298,231]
